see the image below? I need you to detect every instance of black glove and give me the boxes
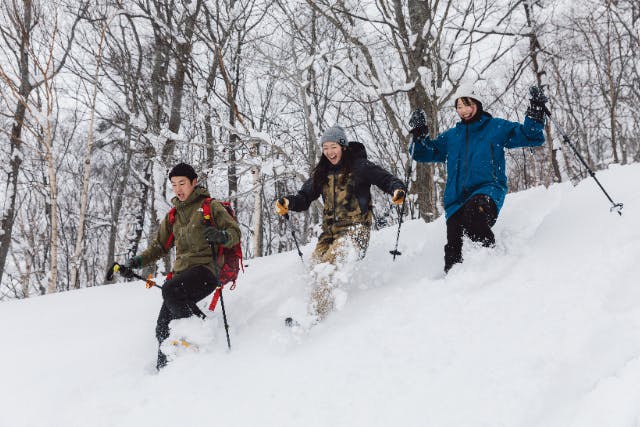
[408,109,428,139]
[119,267,135,279]
[120,256,141,278]
[125,255,141,269]
[525,85,548,123]
[204,227,229,245]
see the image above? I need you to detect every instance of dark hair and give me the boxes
[455,97,484,122]
[455,96,483,111]
[169,162,197,181]
[311,147,355,193]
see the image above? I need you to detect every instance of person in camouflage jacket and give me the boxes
[121,162,241,370]
[275,126,406,321]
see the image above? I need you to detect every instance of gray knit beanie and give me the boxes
[320,125,348,147]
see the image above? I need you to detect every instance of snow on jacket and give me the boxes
[139,186,241,275]
[411,113,545,219]
[287,141,406,229]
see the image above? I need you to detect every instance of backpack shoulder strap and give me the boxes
[201,197,215,225]
[164,207,177,251]
[168,207,177,225]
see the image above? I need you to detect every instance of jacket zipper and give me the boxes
[332,173,337,224]
[457,125,469,196]
[489,142,497,180]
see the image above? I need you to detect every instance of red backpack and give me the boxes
[165,197,243,311]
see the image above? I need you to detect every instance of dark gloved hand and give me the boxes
[525,85,548,123]
[120,256,142,278]
[125,255,142,269]
[204,227,229,245]
[408,109,428,139]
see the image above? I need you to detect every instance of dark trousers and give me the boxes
[444,194,498,273]
[155,265,217,369]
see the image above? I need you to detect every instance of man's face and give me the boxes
[170,176,197,201]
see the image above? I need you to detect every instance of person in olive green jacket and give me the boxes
[275,126,406,322]
[121,162,241,370]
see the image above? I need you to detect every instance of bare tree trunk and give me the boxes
[44,137,59,294]
[161,0,203,162]
[227,129,239,202]
[405,0,439,220]
[0,2,79,293]
[605,8,620,164]
[201,49,219,171]
[128,161,152,259]
[252,154,264,257]
[0,0,33,287]
[523,1,562,186]
[70,13,117,289]
[0,104,28,288]
[127,5,170,263]
[216,42,242,205]
[21,259,31,298]
[105,136,133,283]
[607,57,619,163]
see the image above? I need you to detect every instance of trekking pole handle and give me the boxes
[111,263,145,281]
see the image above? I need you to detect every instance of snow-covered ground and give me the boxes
[1,164,639,427]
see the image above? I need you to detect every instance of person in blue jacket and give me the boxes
[409,84,548,272]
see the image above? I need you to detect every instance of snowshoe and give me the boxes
[169,338,199,351]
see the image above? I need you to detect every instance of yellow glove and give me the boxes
[275,197,289,216]
[391,189,406,205]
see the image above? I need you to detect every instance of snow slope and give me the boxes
[1,164,640,427]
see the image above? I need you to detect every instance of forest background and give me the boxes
[1,0,638,299]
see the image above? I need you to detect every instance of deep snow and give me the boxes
[1,164,640,427]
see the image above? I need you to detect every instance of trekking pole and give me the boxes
[284,213,304,263]
[210,244,231,350]
[390,141,415,260]
[106,262,163,289]
[216,285,231,349]
[543,106,623,216]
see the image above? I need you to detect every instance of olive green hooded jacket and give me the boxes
[139,186,241,275]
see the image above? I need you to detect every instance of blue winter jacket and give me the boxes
[411,113,545,219]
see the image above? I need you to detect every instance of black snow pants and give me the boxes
[444,194,498,273]
[155,265,217,369]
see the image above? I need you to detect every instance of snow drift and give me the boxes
[1,164,639,427]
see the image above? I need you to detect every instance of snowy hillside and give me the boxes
[1,164,640,427]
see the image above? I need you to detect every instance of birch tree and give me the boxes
[0,0,82,293]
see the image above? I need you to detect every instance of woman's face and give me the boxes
[322,141,344,165]
[456,98,478,121]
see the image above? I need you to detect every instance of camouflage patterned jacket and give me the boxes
[287,141,406,229]
[139,186,241,275]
